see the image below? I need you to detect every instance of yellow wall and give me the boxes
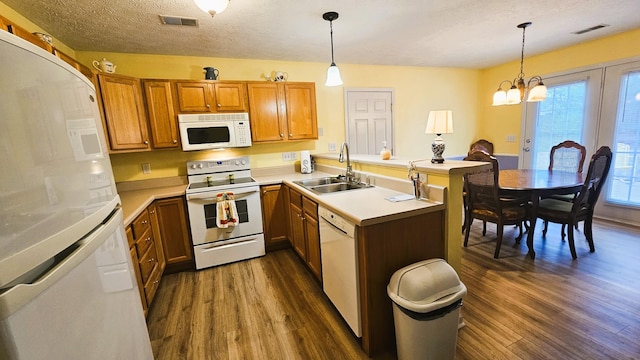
[478,28,640,154]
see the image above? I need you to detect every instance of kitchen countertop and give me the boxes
[117,168,445,228]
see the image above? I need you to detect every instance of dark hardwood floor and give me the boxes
[146,219,640,359]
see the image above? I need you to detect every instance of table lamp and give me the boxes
[425,110,453,163]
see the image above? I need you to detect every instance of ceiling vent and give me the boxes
[159,15,199,27]
[572,24,609,35]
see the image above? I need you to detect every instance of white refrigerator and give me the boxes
[0,31,153,359]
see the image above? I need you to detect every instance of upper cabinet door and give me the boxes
[98,74,150,151]
[247,82,286,142]
[174,81,215,113]
[214,82,248,112]
[284,83,318,140]
[247,82,318,143]
[142,80,179,149]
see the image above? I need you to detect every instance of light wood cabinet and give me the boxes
[53,48,94,81]
[129,207,166,315]
[247,82,318,143]
[153,197,193,273]
[287,186,321,281]
[260,184,289,251]
[97,73,150,152]
[142,80,180,149]
[174,80,247,113]
[6,23,53,53]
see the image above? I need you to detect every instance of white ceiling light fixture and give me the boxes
[323,11,343,87]
[493,22,547,106]
[193,0,230,17]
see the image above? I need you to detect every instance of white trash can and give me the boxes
[387,258,467,360]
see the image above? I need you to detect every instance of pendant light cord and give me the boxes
[329,20,336,66]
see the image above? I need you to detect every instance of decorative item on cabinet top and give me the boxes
[92,58,117,73]
[204,67,219,80]
[264,71,288,82]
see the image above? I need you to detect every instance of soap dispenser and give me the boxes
[380,141,391,160]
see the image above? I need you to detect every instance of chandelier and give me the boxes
[492,22,547,106]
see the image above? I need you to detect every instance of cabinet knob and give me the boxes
[149,210,155,214]
[217,103,221,108]
[206,104,210,108]
[173,139,177,143]
[289,133,293,137]
[148,258,155,263]
[144,140,149,145]
[280,133,284,138]
[146,237,151,243]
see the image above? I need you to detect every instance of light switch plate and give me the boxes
[328,142,336,151]
[142,163,151,174]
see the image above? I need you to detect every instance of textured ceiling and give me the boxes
[3,0,640,69]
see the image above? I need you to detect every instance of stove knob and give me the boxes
[235,160,240,165]
[191,164,197,169]
[198,163,204,169]
[240,159,246,165]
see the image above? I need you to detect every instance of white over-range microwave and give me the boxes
[178,113,252,151]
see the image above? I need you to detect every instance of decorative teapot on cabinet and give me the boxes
[203,67,219,80]
[92,58,117,73]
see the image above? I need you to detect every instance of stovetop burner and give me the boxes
[188,177,256,191]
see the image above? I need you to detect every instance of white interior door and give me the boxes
[345,89,393,155]
[521,69,603,169]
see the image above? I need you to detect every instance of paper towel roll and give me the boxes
[301,150,312,173]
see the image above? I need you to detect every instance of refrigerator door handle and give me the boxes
[0,209,125,320]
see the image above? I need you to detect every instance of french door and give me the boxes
[596,61,640,223]
[522,69,603,169]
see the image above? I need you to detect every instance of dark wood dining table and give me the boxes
[499,169,584,259]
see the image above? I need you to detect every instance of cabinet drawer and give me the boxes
[139,243,158,284]
[289,188,302,208]
[132,211,151,239]
[144,264,162,306]
[126,226,135,249]
[135,227,153,256]
[302,197,317,219]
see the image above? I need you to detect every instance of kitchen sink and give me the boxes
[294,177,373,194]
[294,176,346,187]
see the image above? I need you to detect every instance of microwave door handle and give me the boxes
[186,187,259,201]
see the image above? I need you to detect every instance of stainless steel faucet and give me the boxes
[339,142,356,183]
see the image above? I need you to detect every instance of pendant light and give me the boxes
[492,22,547,106]
[193,0,230,17]
[323,11,343,87]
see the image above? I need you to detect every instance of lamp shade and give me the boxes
[492,90,507,106]
[506,87,522,105]
[527,84,547,102]
[193,0,229,16]
[325,64,343,86]
[425,110,453,135]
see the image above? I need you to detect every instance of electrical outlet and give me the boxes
[506,134,517,142]
[142,163,151,174]
[328,142,336,152]
[282,152,296,161]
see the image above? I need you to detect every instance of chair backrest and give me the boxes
[549,140,587,173]
[469,139,494,155]
[463,151,500,212]
[573,146,613,212]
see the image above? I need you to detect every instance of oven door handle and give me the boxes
[186,186,260,201]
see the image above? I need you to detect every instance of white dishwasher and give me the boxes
[318,206,361,337]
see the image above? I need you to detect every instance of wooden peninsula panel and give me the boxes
[357,209,445,356]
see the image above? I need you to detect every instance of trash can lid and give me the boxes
[387,258,467,313]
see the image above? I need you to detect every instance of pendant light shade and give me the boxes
[193,0,230,17]
[492,22,547,106]
[323,11,343,86]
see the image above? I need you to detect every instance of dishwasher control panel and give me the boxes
[318,207,355,236]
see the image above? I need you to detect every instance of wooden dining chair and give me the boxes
[468,139,494,155]
[463,151,529,258]
[538,146,613,259]
[546,140,588,238]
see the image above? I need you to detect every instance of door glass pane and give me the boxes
[531,81,586,169]
[607,71,640,206]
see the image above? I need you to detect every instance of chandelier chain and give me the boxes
[518,25,526,79]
